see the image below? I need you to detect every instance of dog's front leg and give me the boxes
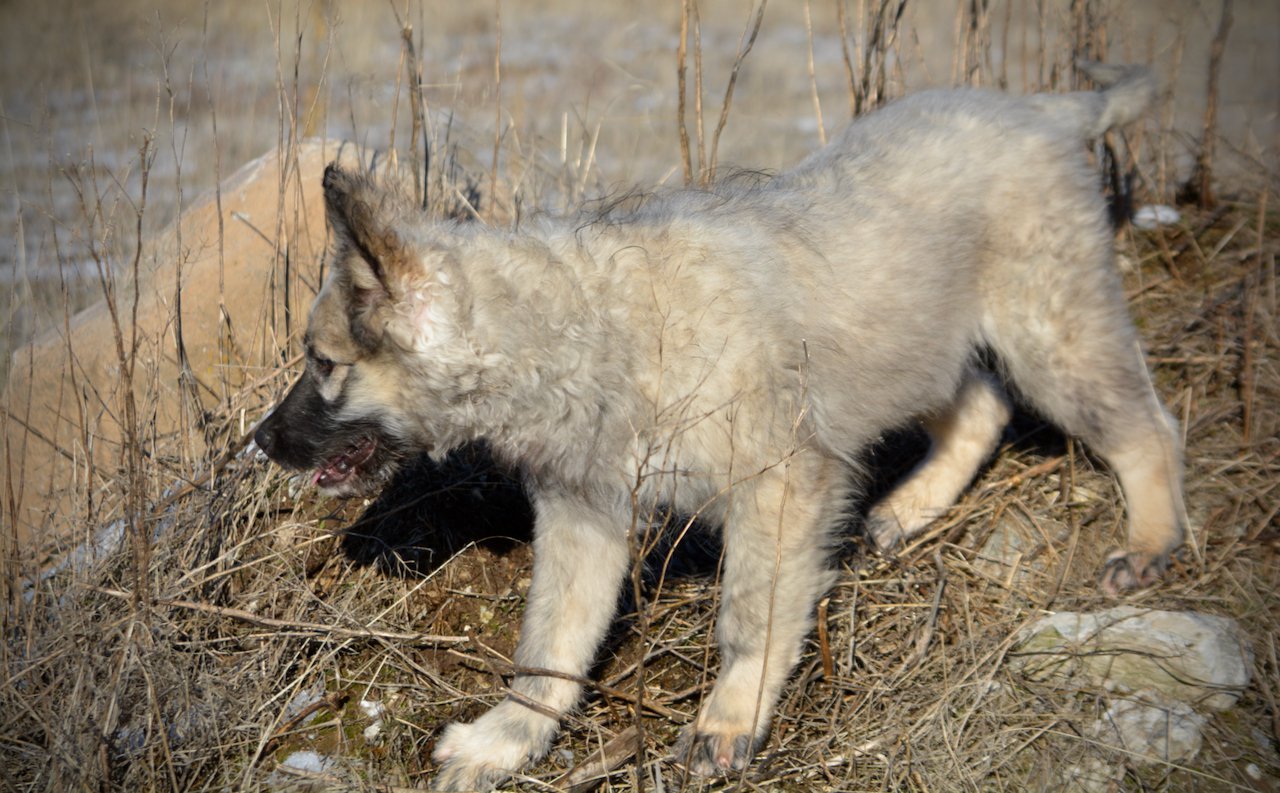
[432,488,630,792]
[678,453,845,775]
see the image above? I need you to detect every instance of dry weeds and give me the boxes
[2,2,1278,791]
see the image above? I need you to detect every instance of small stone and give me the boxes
[1062,756,1122,793]
[1090,693,1206,763]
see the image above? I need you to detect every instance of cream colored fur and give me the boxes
[256,65,1182,791]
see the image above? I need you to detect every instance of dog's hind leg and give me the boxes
[985,252,1185,595]
[678,451,847,776]
[432,489,630,791]
[866,367,1012,553]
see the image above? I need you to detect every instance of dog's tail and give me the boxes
[1030,62,1156,138]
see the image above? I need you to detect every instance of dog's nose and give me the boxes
[254,422,278,458]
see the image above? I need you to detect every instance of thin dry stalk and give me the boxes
[693,0,706,182]
[1239,188,1265,445]
[198,9,232,416]
[1183,0,1234,209]
[677,0,766,186]
[997,0,1011,89]
[705,0,767,185]
[803,0,827,146]
[70,140,154,612]
[388,3,431,211]
[404,26,429,210]
[490,0,503,221]
[1158,23,1188,201]
[951,0,965,85]
[836,0,857,118]
[956,0,994,87]
[266,3,304,352]
[386,12,406,167]
[676,0,693,184]
[852,0,907,115]
[1036,0,1048,89]
[160,35,212,456]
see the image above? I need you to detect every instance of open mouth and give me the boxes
[313,437,378,489]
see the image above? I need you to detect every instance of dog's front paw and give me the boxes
[674,725,760,777]
[431,706,555,792]
[1099,549,1169,596]
[433,757,509,792]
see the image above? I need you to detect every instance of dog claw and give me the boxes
[864,511,906,557]
[675,728,757,777]
[1099,550,1169,596]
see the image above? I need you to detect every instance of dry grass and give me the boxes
[2,1,1278,791]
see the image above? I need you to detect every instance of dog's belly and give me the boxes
[802,319,978,453]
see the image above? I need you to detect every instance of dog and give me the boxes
[254,63,1184,790]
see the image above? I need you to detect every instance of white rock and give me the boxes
[1010,607,1252,711]
[1062,756,1122,793]
[267,751,337,789]
[1090,693,1206,762]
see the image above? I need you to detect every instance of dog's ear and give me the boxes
[322,164,411,296]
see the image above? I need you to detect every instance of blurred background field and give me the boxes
[2,0,1276,371]
[0,1,1277,791]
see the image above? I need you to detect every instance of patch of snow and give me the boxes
[279,751,333,773]
[283,685,325,724]
[1133,204,1180,229]
[358,699,385,720]
[359,698,386,744]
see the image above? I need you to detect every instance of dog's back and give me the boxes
[577,66,1157,461]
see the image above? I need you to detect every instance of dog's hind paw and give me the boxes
[864,509,906,557]
[674,726,759,777]
[1099,549,1169,596]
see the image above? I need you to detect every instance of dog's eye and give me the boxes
[313,355,336,377]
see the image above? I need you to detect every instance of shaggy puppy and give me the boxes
[255,64,1183,790]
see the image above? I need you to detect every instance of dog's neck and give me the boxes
[427,221,644,485]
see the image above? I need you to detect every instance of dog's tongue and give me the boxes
[313,438,377,489]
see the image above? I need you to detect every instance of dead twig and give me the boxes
[260,690,350,759]
[1181,0,1233,209]
[559,726,642,793]
[705,0,767,184]
[89,587,469,645]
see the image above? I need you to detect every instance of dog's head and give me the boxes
[255,164,476,496]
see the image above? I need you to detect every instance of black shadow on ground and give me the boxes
[339,393,1070,581]
[339,443,533,576]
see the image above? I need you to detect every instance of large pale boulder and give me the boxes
[2,139,377,576]
[1010,606,1254,786]
[1010,607,1253,711]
